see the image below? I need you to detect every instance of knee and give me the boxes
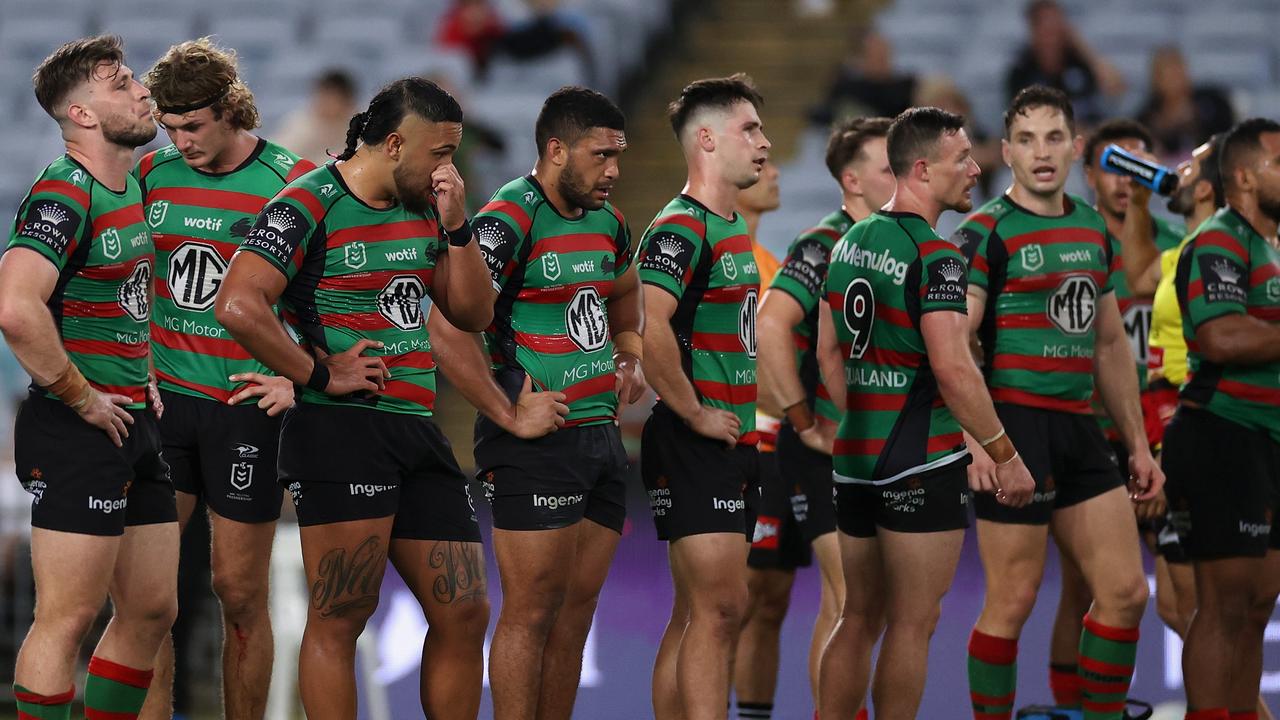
[121,595,179,633]
[33,602,99,642]
[1097,572,1150,616]
[1246,593,1278,630]
[500,590,564,637]
[751,587,791,627]
[211,572,268,624]
[887,601,943,638]
[985,579,1041,625]
[450,597,492,640]
[692,589,748,639]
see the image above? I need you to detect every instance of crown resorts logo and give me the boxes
[656,236,683,257]
[1210,258,1242,284]
[265,208,296,233]
[37,204,70,225]
[938,259,965,283]
[477,223,504,250]
[800,244,826,267]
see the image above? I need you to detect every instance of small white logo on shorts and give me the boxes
[232,443,260,459]
[350,483,394,497]
[88,496,127,514]
[230,462,254,491]
[712,497,745,512]
[533,493,584,511]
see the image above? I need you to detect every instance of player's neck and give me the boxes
[842,194,873,222]
[64,136,134,193]
[1227,196,1280,240]
[886,183,943,227]
[738,207,762,238]
[530,168,585,218]
[1186,201,1214,233]
[335,152,396,209]
[203,131,259,174]
[1007,183,1066,217]
[682,176,738,221]
[1099,208,1123,238]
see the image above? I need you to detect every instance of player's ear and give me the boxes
[697,126,716,153]
[547,137,567,167]
[1001,138,1012,168]
[64,100,96,130]
[1071,134,1084,163]
[914,157,930,184]
[385,132,403,161]
[842,166,860,197]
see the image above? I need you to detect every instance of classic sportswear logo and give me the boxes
[318,183,337,198]
[523,191,536,205]
[656,236,683,257]
[712,497,745,512]
[37,204,70,225]
[350,483,395,497]
[273,152,295,169]
[69,169,86,185]
[938,259,964,283]
[232,443,260,458]
[533,493,584,510]
[88,496,127,513]
[265,208,296,233]
[831,242,908,285]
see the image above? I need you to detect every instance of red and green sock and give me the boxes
[13,684,73,720]
[968,629,1018,720]
[1078,614,1138,720]
[84,656,153,720]
[1049,662,1082,707]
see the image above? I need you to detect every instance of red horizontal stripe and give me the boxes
[1251,263,1279,285]
[86,709,142,720]
[702,285,751,303]
[993,353,1092,373]
[285,157,318,182]
[62,300,126,318]
[91,383,147,403]
[91,204,145,238]
[880,304,914,328]
[972,253,989,275]
[156,370,237,402]
[1217,378,1280,405]
[1248,306,1280,321]
[316,311,393,331]
[694,379,756,405]
[804,226,842,242]
[1196,230,1247,261]
[279,186,325,223]
[834,437,885,455]
[517,280,614,304]
[561,373,615,403]
[710,233,751,262]
[737,430,759,447]
[326,218,438,248]
[918,239,955,257]
[1186,278,1204,302]
[1078,655,1134,678]
[974,712,1015,720]
[65,337,148,359]
[969,630,1018,664]
[527,232,614,260]
[88,656,154,688]
[387,351,436,370]
[152,324,253,360]
[692,331,744,353]
[152,232,238,255]
[928,432,964,453]
[997,312,1054,329]
[970,213,996,231]
[864,347,922,367]
[848,392,906,411]
[319,269,433,292]
[13,687,74,705]
[33,179,89,210]
[481,200,533,236]
[1084,614,1140,642]
[382,379,436,410]
[514,331,579,354]
[1079,678,1130,694]
[991,387,1091,414]
[1005,270,1107,293]
[149,186,267,215]
[1002,226,1105,255]
[969,690,1016,706]
[654,213,705,236]
[138,151,157,179]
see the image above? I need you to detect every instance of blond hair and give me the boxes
[145,37,259,130]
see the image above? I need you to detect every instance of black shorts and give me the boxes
[1163,406,1280,560]
[475,418,628,533]
[973,403,1125,525]
[777,421,837,542]
[640,402,760,542]
[834,462,971,537]
[279,403,480,542]
[748,448,811,570]
[159,389,283,523]
[15,391,175,536]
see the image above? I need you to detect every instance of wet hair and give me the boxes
[1083,118,1153,167]
[534,86,625,157]
[1219,117,1280,191]
[33,34,124,119]
[335,77,463,160]
[1199,133,1226,208]
[886,106,966,177]
[667,73,764,139]
[1004,84,1075,138]
[315,68,356,99]
[145,37,259,130]
[825,116,892,180]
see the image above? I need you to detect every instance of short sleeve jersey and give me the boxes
[826,211,969,484]
[638,194,761,445]
[475,175,634,427]
[1110,215,1186,387]
[136,139,315,403]
[1150,229,1197,387]
[768,209,854,423]
[237,163,443,416]
[952,194,1117,414]
[1175,206,1280,442]
[6,156,153,407]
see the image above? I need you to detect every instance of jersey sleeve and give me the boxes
[1182,229,1250,329]
[474,200,529,292]
[1103,232,1122,294]
[638,218,704,299]
[238,195,318,281]
[769,229,833,314]
[951,216,998,291]
[918,240,969,314]
[7,181,90,270]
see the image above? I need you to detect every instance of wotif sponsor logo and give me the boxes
[183,216,223,232]
[89,496,127,513]
[533,493,584,510]
[1058,249,1092,264]
[831,242,908,285]
[385,247,419,262]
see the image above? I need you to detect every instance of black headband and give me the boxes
[155,83,231,115]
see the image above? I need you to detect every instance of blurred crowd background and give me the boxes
[2,0,1280,716]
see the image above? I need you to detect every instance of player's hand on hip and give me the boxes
[322,339,390,394]
[1128,449,1165,502]
[78,388,136,447]
[799,420,835,456]
[688,406,740,448]
[228,373,297,416]
[509,374,569,439]
[965,433,999,494]
[431,163,467,232]
[994,453,1035,507]
[613,352,646,405]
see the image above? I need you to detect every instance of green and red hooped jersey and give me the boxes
[475,175,635,427]
[1175,206,1280,443]
[825,211,970,484]
[136,139,314,404]
[237,163,444,417]
[768,208,854,425]
[7,156,153,408]
[952,194,1119,414]
[638,194,761,446]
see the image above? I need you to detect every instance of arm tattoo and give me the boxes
[429,541,486,605]
[310,535,385,618]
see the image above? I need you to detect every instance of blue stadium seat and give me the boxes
[207,16,302,69]
[1080,11,1175,53]
[1190,49,1273,91]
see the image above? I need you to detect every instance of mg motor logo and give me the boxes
[566,286,608,353]
[147,200,169,228]
[168,241,227,311]
[1047,275,1098,335]
[377,275,426,330]
[118,259,152,322]
[739,287,757,358]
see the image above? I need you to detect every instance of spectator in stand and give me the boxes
[1137,45,1235,164]
[437,0,507,73]
[495,0,595,84]
[1005,0,1125,124]
[809,27,915,127]
[913,75,1001,198]
[274,69,358,165]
